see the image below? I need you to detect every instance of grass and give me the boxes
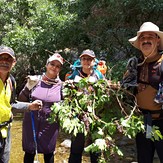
[10,120,90,163]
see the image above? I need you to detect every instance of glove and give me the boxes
[26,75,41,90]
[121,57,138,88]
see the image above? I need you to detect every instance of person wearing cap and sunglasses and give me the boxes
[18,53,64,163]
[0,45,42,163]
[122,22,163,163]
[68,49,104,163]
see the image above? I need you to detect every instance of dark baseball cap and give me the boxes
[80,49,96,58]
[0,45,15,59]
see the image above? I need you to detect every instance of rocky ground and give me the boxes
[57,134,160,163]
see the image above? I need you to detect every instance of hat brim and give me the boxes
[79,54,95,58]
[129,31,163,50]
[0,52,15,59]
[48,58,63,65]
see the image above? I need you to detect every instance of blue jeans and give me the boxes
[0,126,11,163]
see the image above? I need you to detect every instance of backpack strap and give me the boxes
[94,69,103,79]
[9,74,16,103]
[68,68,103,80]
[68,69,80,80]
[160,60,163,79]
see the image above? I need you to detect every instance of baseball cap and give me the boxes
[47,53,64,65]
[0,45,15,59]
[79,49,96,58]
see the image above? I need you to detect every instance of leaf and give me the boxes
[94,139,107,150]
[97,128,104,135]
[62,118,71,129]
[87,106,93,112]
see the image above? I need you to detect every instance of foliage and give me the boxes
[49,78,163,162]
[1,0,163,90]
[106,59,128,81]
[0,0,161,160]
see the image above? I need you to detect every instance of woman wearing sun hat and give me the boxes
[18,53,64,163]
[123,22,163,163]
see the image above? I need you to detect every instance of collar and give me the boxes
[42,74,60,85]
[144,53,161,63]
[0,73,10,83]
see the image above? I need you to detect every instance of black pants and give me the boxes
[24,152,54,163]
[136,118,163,163]
[68,133,99,163]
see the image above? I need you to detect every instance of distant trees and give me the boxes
[0,0,163,90]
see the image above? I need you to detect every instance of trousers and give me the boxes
[68,133,99,163]
[24,152,54,163]
[136,118,163,163]
[0,126,11,163]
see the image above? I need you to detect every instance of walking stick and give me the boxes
[30,111,40,163]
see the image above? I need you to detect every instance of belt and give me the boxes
[0,118,13,128]
[138,107,163,139]
[138,107,163,114]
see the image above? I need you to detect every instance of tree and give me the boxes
[1,0,163,89]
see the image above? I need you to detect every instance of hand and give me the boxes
[28,100,43,111]
[108,80,120,89]
[65,79,74,84]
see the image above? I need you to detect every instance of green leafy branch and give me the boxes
[48,78,162,162]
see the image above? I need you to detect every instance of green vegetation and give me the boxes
[49,78,162,162]
[1,0,163,89]
[1,1,163,161]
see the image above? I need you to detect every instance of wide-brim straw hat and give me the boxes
[129,22,163,50]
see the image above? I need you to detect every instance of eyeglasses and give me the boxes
[138,35,158,41]
[81,57,94,62]
[0,55,14,62]
[49,62,61,69]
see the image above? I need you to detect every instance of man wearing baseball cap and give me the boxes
[123,22,163,163]
[0,45,41,162]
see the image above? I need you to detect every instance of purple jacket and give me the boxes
[18,79,62,154]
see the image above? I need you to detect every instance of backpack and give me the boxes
[68,68,103,80]
[154,58,163,103]
[70,58,99,70]
[121,55,163,104]
[9,74,16,104]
